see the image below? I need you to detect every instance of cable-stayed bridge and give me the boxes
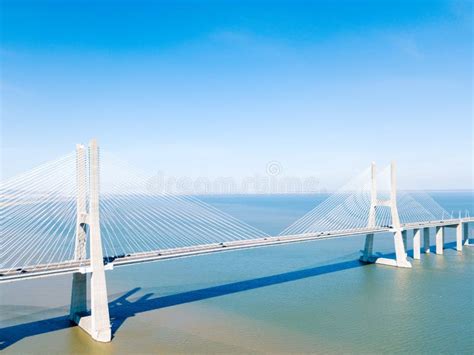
[1,139,472,342]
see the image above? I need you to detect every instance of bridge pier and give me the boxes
[394,230,411,267]
[423,227,430,254]
[361,233,374,263]
[402,230,408,257]
[412,228,421,260]
[375,230,411,268]
[435,226,444,255]
[464,223,471,246]
[70,273,87,323]
[456,223,463,251]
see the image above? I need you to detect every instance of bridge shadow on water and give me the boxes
[0,258,366,349]
[1,241,465,349]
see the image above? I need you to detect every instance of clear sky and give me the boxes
[1,0,472,190]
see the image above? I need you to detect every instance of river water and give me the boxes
[1,192,473,354]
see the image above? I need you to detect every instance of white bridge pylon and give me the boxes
[361,161,412,268]
[70,140,111,342]
[280,161,471,267]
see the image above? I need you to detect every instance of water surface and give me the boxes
[1,192,473,354]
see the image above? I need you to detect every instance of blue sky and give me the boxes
[1,0,472,190]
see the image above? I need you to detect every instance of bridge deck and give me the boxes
[1,218,472,283]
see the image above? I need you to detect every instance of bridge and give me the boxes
[1,139,472,342]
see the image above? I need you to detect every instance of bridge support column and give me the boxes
[413,229,420,260]
[435,226,444,255]
[70,273,87,323]
[464,223,471,246]
[423,227,430,254]
[394,230,411,267]
[71,139,111,343]
[361,233,374,263]
[402,230,408,257]
[456,223,462,252]
[375,230,411,268]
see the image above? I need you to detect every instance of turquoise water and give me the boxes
[1,192,473,354]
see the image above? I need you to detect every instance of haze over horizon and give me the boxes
[1,0,472,191]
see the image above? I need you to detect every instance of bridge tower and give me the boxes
[360,161,412,268]
[69,144,88,324]
[69,139,111,342]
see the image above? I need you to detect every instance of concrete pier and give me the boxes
[402,230,408,257]
[435,226,444,255]
[464,223,471,246]
[423,227,430,254]
[456,223,462,251]
[413,229,421,260]
[361,233,374,262]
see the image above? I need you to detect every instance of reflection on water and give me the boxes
[1,192,473,354]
